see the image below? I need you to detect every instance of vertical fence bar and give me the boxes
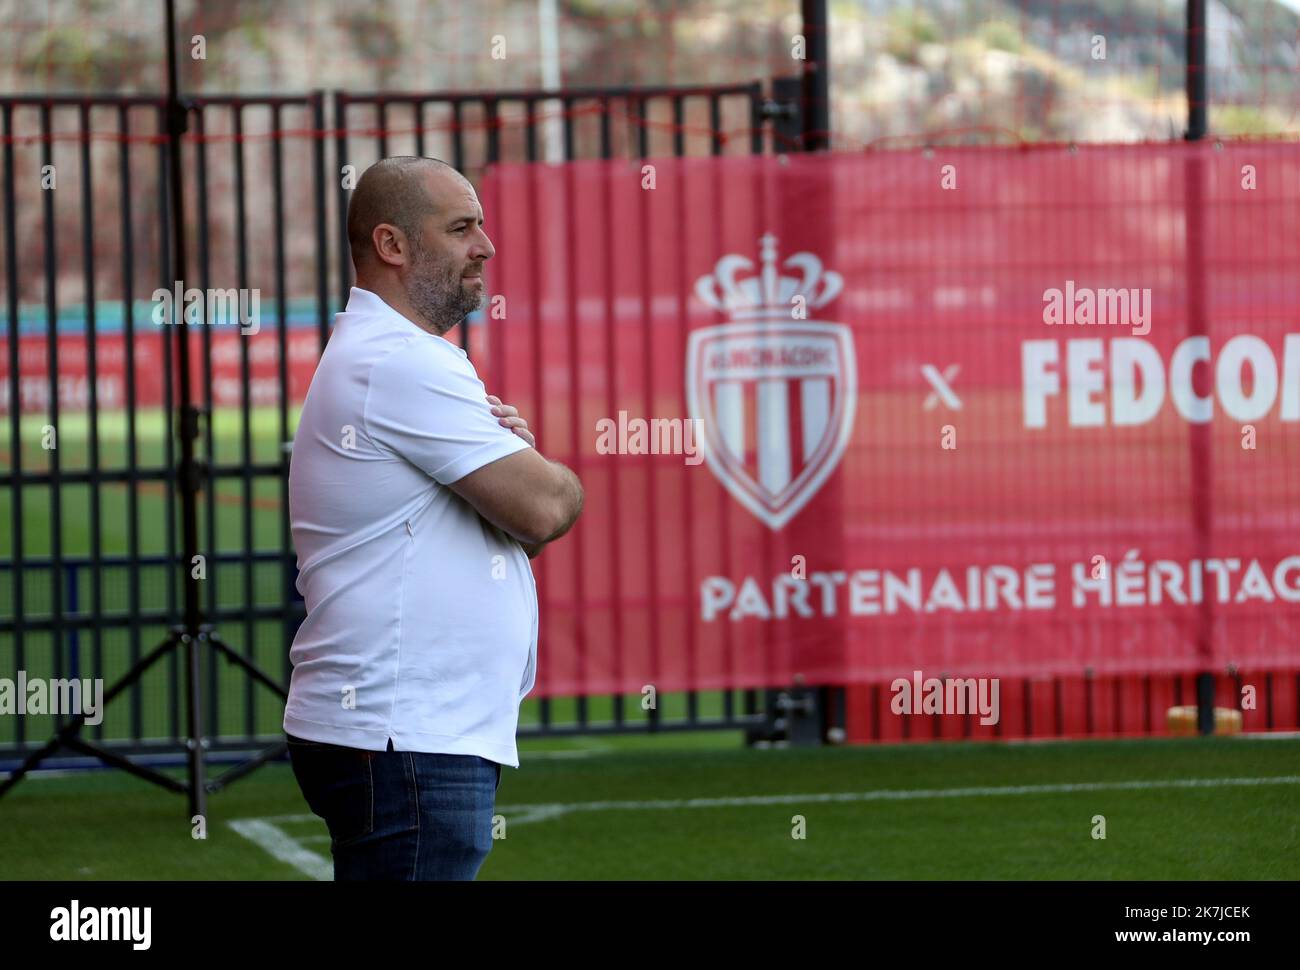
[523,98,537,164]
[2,102,25,747]
[572,98,616,731]
[1051,673,1063,735]
[451,100,464,172]
[668,94,706,726]
[523,98,549,732]
[117,103,143,743]
[413,100,426,158]
[754,105,776,728]
[610,96,642,728]
[164,0,209,815]
[231,103,255,742]
[485,97,500,166]
[672,95,684,158]
[311,92,330,353]
[538,94,577,735]
[195,104,219,739]
[272,103,292,696]
[634,94,648,159]
[1143,674,1152,733]
[744,84,766,725]
[40,103,66,714]
[709,94,749,725]
[334,93,351,314]
[66,564,79,730]
[1084,670,1095,736]
[634,94,658,729]
[1185,0,1215,736]
[748,81,763,156]
[155,103,180,740]
[548,98,579,728]
[78,103,105,741]
[801,0,830,151]
[562,96,574,162]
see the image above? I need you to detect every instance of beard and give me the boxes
[404,234,484,336]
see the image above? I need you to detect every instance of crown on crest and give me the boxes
[693,233,843,321]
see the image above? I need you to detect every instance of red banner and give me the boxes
[0,329,321,414]
[481,145,1300,696]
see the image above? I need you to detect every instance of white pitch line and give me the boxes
[248,813,318,823]
[228,775,1300,870]
[506,805,573,825]
[494,775,1300,825]
[228,818,333,881]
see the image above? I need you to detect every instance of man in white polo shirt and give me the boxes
[283,156,583,881]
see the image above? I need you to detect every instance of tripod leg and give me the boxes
[184,632,207,820]
[0,735,64,796]
[0,631,182,800]
[209,631,288,699]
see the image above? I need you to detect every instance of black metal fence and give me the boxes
[0,81,783,769]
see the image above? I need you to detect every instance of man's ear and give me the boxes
[371,223,407,268]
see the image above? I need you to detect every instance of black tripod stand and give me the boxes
[0,0,288,817]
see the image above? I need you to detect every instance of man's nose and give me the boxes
[471,229,495,261]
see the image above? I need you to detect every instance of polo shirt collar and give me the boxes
[345,285,400,319]
[344,286,467,357]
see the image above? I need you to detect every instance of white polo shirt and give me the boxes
[283,286,537,768]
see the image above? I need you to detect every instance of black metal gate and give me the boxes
[1,80,786,771]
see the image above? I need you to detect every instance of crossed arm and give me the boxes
[446,395,584,558]
[515,471,583,559]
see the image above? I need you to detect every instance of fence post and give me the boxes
[1184,0,1216,737]
[163,0,208,817]
[800,0,830,151]
[1186,0,1208,141]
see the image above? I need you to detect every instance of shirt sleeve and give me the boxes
[364,337,531,485]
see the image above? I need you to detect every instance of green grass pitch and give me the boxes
[0,733,1296,880]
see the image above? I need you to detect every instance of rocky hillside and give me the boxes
[2,0,1295,144]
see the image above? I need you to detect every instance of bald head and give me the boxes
[344,156,495,336]
[347,156,469,269]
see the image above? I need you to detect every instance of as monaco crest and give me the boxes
[687,234,856,530]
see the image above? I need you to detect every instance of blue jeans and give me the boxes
[286,733,502,881]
